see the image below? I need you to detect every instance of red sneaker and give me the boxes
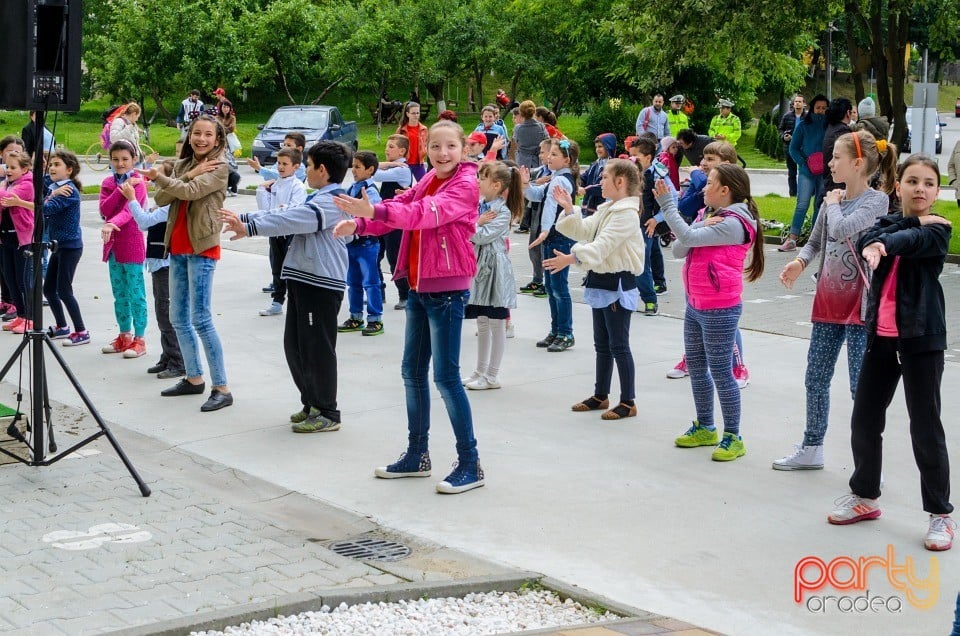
[102,333,134,354]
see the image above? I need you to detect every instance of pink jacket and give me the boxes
[683,208,756,310]
[354,161,479,293]
[100,173,147,264]
[0,173,36,246]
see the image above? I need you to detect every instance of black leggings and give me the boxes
[43,247,85,331]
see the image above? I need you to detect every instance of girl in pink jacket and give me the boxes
[99,141,148,358]
[654,164,764,462]
[0,151,35,333]
[334,120,485,495]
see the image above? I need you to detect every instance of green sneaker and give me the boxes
[291,412,341,433]
[675,421,719,448]
[290,407,317,424]
[712,432,746,461]
[337,318,365,332]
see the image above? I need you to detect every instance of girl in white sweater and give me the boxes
[545,159,645,419]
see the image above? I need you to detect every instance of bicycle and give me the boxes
[83,138,157,172]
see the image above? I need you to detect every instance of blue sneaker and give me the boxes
[62,331,90,347]
[46,325,70,339]
[374,451,431,479]
[436,461,485,494]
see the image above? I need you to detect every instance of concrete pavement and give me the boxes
[0,194,958,635]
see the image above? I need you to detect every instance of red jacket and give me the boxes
[354,162,479,293]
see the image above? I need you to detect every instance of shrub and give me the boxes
[585,99,642,155]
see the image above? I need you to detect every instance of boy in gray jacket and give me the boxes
[220,141,351,433]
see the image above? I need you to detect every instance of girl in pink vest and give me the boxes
[653,164,764,462]
[99,141,148,358]
[0,151,35,334]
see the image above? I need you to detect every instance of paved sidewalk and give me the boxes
[0,196,957,635]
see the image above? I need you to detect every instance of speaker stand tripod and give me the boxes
[0,108,150,497]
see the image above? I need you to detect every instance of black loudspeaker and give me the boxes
[0,0,82,112]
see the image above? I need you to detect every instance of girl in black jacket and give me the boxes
[827,155,954,551]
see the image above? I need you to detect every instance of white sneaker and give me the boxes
[827,494,881,525]
[505,322,516,338]
[733,364,750,389]
[461,371,482,386]
[465,375,500,390]
[924,515,956,551]
[666,357,688,379]
[773,444,824,471]
[259,302,283,316]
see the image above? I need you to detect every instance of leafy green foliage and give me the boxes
[584,100,641,150]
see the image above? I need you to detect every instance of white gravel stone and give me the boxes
[192,589,616,636]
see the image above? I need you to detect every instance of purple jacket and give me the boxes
[354,161,479,293]
[100,173,147,264]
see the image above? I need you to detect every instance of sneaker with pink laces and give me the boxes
[733,364,750,389]
[102,333,134,354]
[123,337,147,358]
[666,357,688,379]
[924,515,956,551]
[778,237,797,252]
[828,494,881,525]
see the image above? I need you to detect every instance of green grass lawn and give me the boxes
[756,193,960,253]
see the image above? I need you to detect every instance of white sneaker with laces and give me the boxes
[827,494,881,525]
[733,364,750,389]
[259,302,283,316]
[924,515,956,551]
[465,375,500,390]
[461,371,482,386]
[773,444,824,470]
[666,358,688,379]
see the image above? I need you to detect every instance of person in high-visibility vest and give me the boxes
[710,99,745,168]
[666,95,689,136]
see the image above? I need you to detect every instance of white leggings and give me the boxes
[474,316,506,380]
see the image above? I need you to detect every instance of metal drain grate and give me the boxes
[328,538,412,562]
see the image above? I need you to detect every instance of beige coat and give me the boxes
[153,157,229,254]
[948,139,960,203]
[555,196,645,275]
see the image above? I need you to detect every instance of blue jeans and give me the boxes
[685,303,742,434]
[803,322,867,446]
[635,235,657,304]
[347,240,383,320]
[402,290,478,464]
[169,254,227,386]
[542,235,574,337]
[790,172,825,237]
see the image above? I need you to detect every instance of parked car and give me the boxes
[251,106,358,165]
[899,109,945,154]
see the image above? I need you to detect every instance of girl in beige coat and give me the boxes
[545,159,645,420]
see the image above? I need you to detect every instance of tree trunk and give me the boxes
[842,9,866,104]
[425,81,445,113]
[472,64,484,110]
[272,53,296,104]
[886,0,910,149]
[509,68,522,102]
[311,77,345,104]
[869,0,891,117]
[152,90,174,127]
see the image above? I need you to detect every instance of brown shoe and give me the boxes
[602,402,638,420]
[571,396,609,412]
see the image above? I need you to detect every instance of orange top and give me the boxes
[407,175,448,290]
[401,123,427,165]
[169,201,221,259]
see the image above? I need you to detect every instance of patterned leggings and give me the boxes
[108,255,148,337]
[684,303,742,434]
[803,322,866,446]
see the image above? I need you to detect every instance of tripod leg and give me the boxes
[41,358,56,454]
[42,338,151,497]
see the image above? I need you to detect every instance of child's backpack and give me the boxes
[99,105,127,150]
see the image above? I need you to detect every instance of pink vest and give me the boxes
[683,211,756,310]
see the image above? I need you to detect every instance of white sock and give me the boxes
[487,318,506,380]
[475,316,491,376]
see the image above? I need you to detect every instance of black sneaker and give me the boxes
[654,283,668,295]
[514,227,529,234]
[362,321,384,336]
[536,333,557,348]
[262,282,274,293]
[643,302,658,316]
[532,285,548,298]
[519,281,541,294]
[337,318,365,332]
[547,335,575,352]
